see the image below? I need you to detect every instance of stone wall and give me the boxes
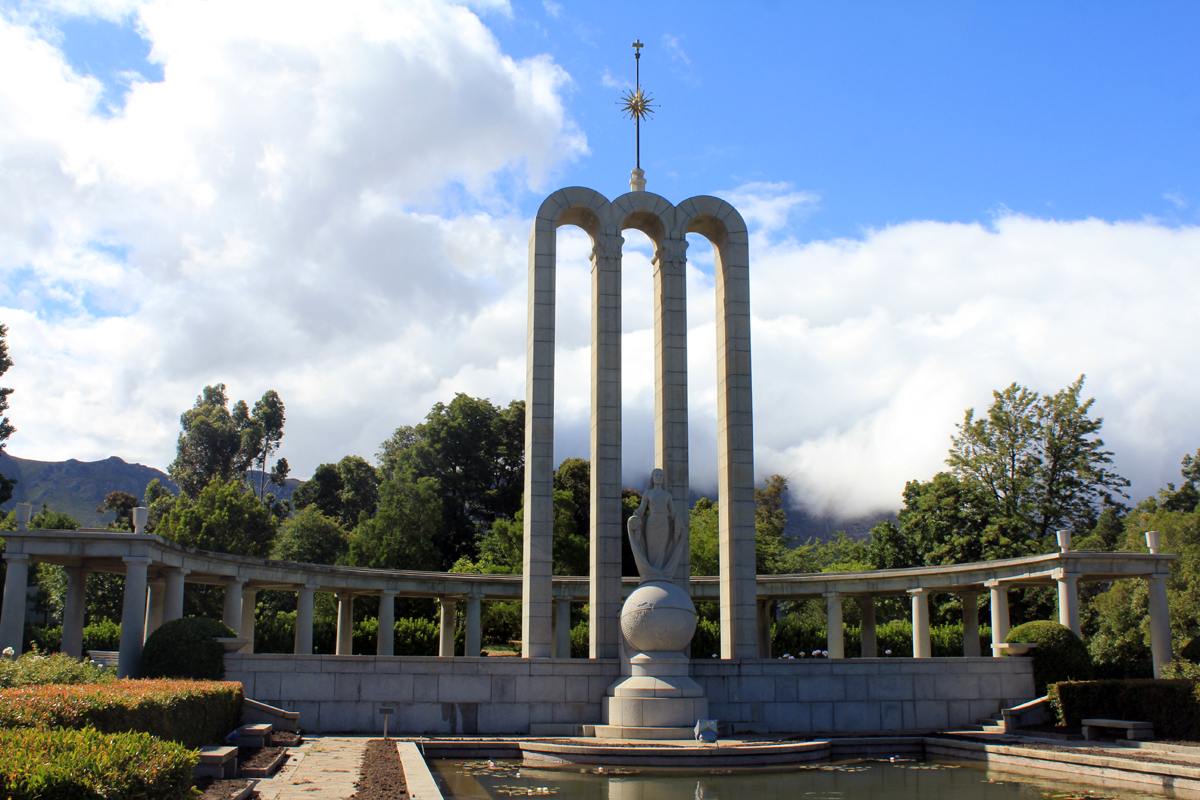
[224,654,1034,734]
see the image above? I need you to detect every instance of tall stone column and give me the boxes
[439,597,457,658]
[335,592,354,656]
[222,578,246,635]
[240,586,258,654]
[653,236,691,590]
[961,592,980,657]
[756,600,772,658]
[62,566,88,660]
[163,568,188,624]
[590,231,624,659]
[1148,575,1173,678]
[987,580,1010,657]
[1055,570,1081,636]
[554,594,572,659]
[522,213,557,659]
[117,557,151,678]
[0,553,31,656]
[377,591,396,657]
[294,584,315,656]
[909,589,931,658]
[825,592,844,659]
[859,596,877,658]
[144,580,166,643]
[712,224,757,659]
[464,592,482,658]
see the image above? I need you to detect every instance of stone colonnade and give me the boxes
[525,188,756,660]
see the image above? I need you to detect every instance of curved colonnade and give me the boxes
[0,529,1177,679]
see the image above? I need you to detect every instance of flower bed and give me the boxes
[0,648,113,688]
[0,679,244,749]
[0,727,197,800]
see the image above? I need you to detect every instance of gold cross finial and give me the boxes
[632,39,644,58]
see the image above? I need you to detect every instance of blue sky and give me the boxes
[3,0,1200,519]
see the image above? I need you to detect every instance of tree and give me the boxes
[948,376,1129,539]
[346,471,443,571]
[292,455,380,529]
[273,506,348,566]
[168,384,289,501]
[690,475,806,576]
[155,476,278,557]
[0,323,15,505]
[97,491,139,531]
[377,394,524,567]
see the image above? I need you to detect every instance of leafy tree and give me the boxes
[272,506,348,566]
[690,475,807,577]
[890,472,1029,565]
[377,394,524,567]
[292,455,380,529]
[142,479,176,535]
[346,471,442,571]
[948,376,1129,539]
[0,323,15,505]
[155,476,277,557]
[96,491,139,531]
[1158,447,1200,513]
[169,384,289,501]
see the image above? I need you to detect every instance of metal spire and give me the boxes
[619,39,655,191]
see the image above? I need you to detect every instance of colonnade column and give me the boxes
[756,600,772,658]
[240,585,258,654]
[294,584,315,656]
[825,592,844,659]
[439,597,457,658]
[222,578,246,635]
[987,580,1010,657]
[335,592,354,656]
[1148,575,1173,678]
[553,594,571,659]
[163,568,188,624]
[61,566,88,659]
[144,580,165,643]
[117,557,151,678]
[377,591,396,657]
[0,553,31,656]
[859,596,877,658]
[909,589,931,658]
[1055,570,1081,636]
[465,592,482,658]
[590,231,624,660]
[961,592,980,657]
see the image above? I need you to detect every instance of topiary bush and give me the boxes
[1006,620,1093,695]
[83,619,122,652]
[140,617,235,680]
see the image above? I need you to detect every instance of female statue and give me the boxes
[626,468,683,583]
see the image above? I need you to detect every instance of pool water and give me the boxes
[431,758,1160,800]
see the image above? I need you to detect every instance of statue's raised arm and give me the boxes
[626,467,683,584]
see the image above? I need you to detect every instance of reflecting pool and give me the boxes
[432,758,1162,800]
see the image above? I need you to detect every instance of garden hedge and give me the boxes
[1005,620,1093,695]
[0,679,243,749]
[0,650,111,689]
[1050,679,1200,740]
[0,727,196,800]
[140,617,234,680]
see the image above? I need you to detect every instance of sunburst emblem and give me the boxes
[618,87,656,123]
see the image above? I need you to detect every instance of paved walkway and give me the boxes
[254,736,371,800]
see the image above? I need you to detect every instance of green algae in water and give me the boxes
[432,759,1159,800]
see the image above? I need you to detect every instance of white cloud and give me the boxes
[661,33,690,66]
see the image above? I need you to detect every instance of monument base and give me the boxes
[600,651,708,740]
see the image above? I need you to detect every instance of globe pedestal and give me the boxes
[597,580,708,740]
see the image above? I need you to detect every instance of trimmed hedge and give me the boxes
[0,727,196,800]
[771,616,992,658]
[0,679,243,749]
[1050,679,1200,740]
[1005,620,1093,695]
[141,617,234,680]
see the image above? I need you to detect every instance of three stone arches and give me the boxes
[521,187,758,660]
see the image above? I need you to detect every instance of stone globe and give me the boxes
[619,580,697,653]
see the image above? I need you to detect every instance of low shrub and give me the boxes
[83,619,122,652]
[23,624,61,653]
[570,618,589,658]
[1162,659,1200,680]
[771,616,992,658]
[1050,679,1200,740]
[691,618,719,658]
[394,617,439,656]
[0,648,112,688]
[0,726,197,800]
[141,617,234,680]
[0,679,244,749]
[1005,620,1093,695]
